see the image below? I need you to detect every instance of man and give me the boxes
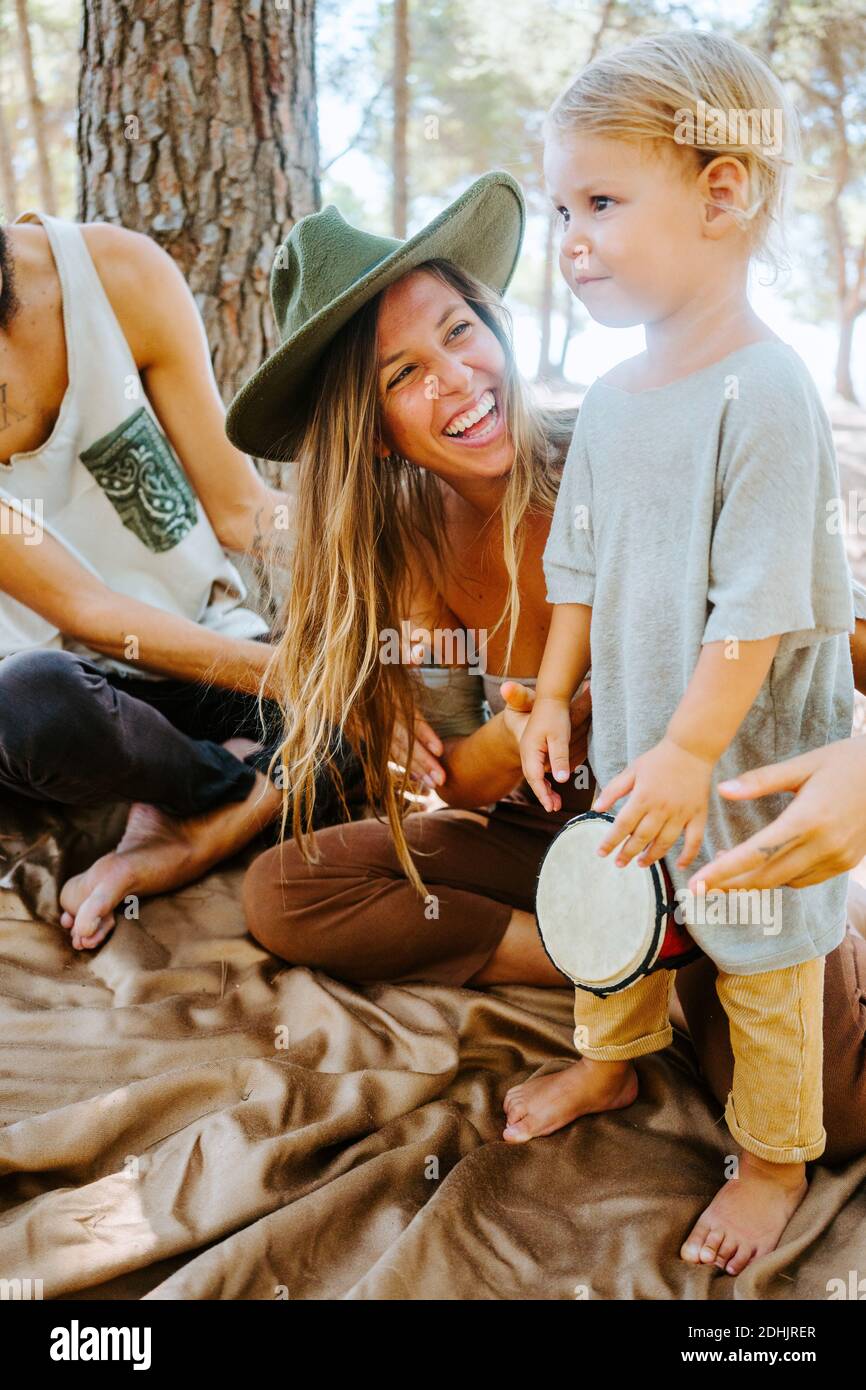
[0,212,358,949]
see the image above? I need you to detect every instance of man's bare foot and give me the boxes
[59,739,279,950]
[680,1151,808,1275]
[502,1057,639,1142]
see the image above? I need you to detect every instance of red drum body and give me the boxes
[535,810,702,997]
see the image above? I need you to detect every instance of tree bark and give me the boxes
[77,0,320,431]
[821,27,862,405]
[392,0,409,238]
[14,0,56,214]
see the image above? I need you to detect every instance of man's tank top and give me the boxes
[0,210,268,679]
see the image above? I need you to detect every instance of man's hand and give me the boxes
[594,736,714,869]
[688,736,866,890]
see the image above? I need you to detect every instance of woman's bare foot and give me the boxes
[680,1151,808,1275]
[502,1057,639,1142]
[59,740,280,950]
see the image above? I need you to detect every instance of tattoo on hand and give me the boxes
[758,835,801,861]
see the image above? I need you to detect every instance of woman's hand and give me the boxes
[687,736,866,891]
[503,678,592,812]
[390,712,446,791]
[594,736,713,870]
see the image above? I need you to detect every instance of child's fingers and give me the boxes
[637,816,682,868]
[614,809,666,867]
[522,743,559,812]
[594,768,635,819]
[547,727,572,785]
[676,813,707,869]
[596,796,641,857]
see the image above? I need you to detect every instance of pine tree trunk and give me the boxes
[77,0,319,437]
[392,0,409,238]
[14,0,56,214]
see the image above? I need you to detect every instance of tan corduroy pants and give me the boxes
[572,957,826,1164]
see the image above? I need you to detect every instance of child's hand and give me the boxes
[519,695,574,812]
[593,736,713,869]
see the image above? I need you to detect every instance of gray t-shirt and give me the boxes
[544,341,855,975]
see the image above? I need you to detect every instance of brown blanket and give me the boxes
[1,806,865,1301]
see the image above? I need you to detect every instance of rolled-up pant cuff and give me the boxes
[725,1092,826,1164]
[574,1023,673,1061]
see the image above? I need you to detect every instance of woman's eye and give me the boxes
[557,206,570,225]
[388,364,414,389]
[387,322,471,389]
[590,195,615,213]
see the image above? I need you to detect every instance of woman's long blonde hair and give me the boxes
[259,258,575,897]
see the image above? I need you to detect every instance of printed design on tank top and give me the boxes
[79,406,197,553]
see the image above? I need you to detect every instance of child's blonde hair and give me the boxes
[544,30,799,275]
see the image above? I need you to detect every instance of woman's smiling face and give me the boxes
[376,269,512,483]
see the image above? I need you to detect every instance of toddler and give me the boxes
[506,31,856,1277]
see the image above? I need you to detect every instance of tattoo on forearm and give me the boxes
[758,835,801,861]
[0,384,26,434]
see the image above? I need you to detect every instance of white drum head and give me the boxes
[536,816,658,987]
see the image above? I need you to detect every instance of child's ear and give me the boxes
[697,155,751,239]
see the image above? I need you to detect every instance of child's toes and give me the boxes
[713,1234,739,1272]
[503,1086,527,1118]
[725,1242,757,1277]
[502,1118,533,1143]
[680,1220,711,1264]
[503,1102,527,1133]
[681,1217,722,1273]
[698,1229,726,1264]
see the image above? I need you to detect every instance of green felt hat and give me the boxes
[225,170,525,461]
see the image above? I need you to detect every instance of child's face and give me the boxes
[544,131,715,329]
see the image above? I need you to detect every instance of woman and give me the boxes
[223,171,866,1164]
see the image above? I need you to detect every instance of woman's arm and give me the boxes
[436,680,593,810]
[434,709,525,809]
[0,506,275,696]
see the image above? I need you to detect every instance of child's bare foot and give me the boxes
[502,1057,638,1142]
[680,1151,808,1276]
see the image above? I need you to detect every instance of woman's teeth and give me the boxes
[444,390,497,438]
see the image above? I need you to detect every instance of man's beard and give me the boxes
[0,225,22,331]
